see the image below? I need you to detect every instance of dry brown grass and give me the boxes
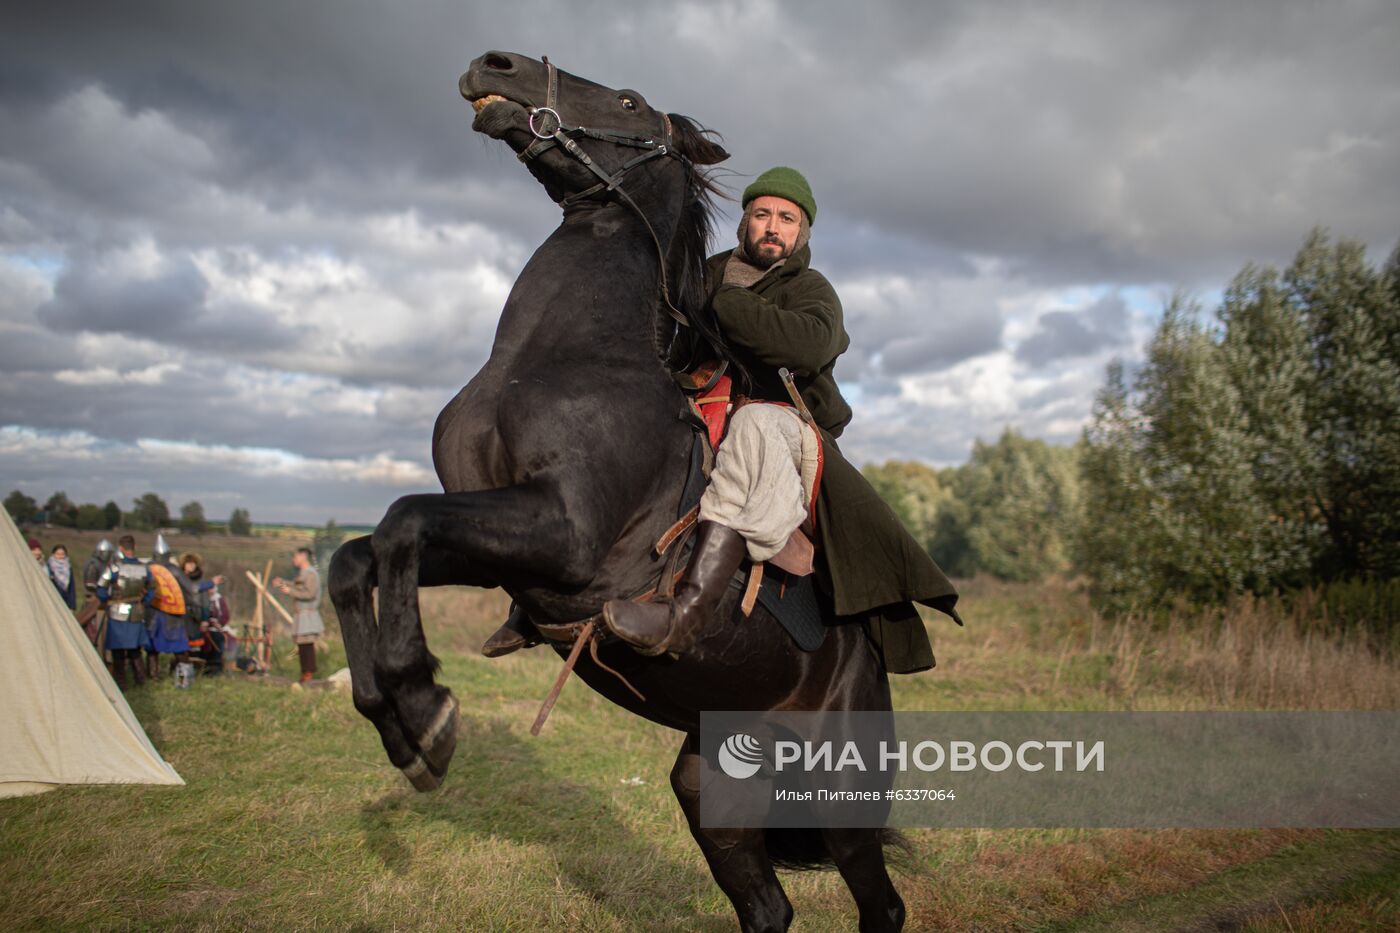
[927,576,1400,711]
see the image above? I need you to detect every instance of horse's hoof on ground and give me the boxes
[417,692,460,776]
[401,754,441,792]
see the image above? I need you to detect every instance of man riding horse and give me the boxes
[335,52,955,929]
[482,166,961,673]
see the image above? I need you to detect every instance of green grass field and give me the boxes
[2,571,1396,931]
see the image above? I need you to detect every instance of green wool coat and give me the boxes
[702,246,962,674]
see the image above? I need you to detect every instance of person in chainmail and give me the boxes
[95,535,154,689]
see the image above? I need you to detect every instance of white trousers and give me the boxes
[698,403,812,562]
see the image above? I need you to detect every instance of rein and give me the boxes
[518,56,691,328]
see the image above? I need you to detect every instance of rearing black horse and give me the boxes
[330,51,907,932]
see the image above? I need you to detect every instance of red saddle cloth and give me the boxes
[689,364,733,452]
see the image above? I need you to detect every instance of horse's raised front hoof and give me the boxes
[400,754,442,792]
[417,691,460,777]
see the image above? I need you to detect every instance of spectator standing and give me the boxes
[28,537,43,564]
[273,548,323,683]
[46,544,76,609]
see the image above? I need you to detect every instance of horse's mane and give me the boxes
[662,114,750,387]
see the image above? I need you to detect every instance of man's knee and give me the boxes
[728,401,803,437]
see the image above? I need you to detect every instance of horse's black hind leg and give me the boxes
[672,734,793,933]
[819,827,905,932]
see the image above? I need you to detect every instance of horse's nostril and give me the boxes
[483,53,513,72]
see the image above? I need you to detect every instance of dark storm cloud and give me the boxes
[836,269,1009,378]
[40,254,204,334]
[5,1,1398,291]
[0,366,442,465]
[1015,293,1130,366]
[2,1,1398,512]
[37,250,306,351]
[0,1,558,250]
[879,315,1004,375]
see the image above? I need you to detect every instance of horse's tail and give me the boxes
[763,827,915,872]
[763,827,829,871]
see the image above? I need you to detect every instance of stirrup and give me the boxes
[481,603,542,658]
[601,599,676,656]
[603,521,748,657]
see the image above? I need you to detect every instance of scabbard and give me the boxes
[778,367,816,425]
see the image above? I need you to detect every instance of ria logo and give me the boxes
[718,733,764,779]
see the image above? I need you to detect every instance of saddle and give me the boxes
[681,361,824,576]
[531,361,830,652]
[524,363,833,734]
[666,362,829,649]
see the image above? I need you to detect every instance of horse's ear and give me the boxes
[668,113,729,165]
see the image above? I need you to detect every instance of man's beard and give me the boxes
[744,229,791,269]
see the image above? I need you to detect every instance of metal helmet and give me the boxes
[95,538,114,561]
[153,533,171,560]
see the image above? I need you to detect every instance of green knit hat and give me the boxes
[742,166,816,225]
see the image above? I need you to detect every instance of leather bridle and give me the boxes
[516,56,691,327]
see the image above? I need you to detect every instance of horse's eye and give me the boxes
[620,96,637,111]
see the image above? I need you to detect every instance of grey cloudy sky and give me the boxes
[2,0,1397,523]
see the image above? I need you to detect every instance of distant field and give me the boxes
[1,573,1395,930]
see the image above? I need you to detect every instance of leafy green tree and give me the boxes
[953,428,1079,582]
[1076,361,1158,610]
[43,491,78,527]
[927,487,977,579]
[1217,262,1324,587]
[1285,230,1400,578]
[228,508,253,536]
[130,493,171,531]
[312,519,347,568]
[75,503,107,530]
[4,490,38,524]
[179,501,208,535]
[861,460,949,552]
[102,501,122,530]
[1077,228,1400,611]
[1133,298,1271,602]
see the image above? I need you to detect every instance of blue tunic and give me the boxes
[149,609,189,653]
[105,618,151,651]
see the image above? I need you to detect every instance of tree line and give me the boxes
[5,489,254,537]
[865,229,1400,623]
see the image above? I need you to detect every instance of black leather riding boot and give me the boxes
[481,602,542,658]
[112,651,128,690]
[603,521,747,656]
[131,651,147,686]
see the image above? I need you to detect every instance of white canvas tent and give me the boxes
[0,509,183,798]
